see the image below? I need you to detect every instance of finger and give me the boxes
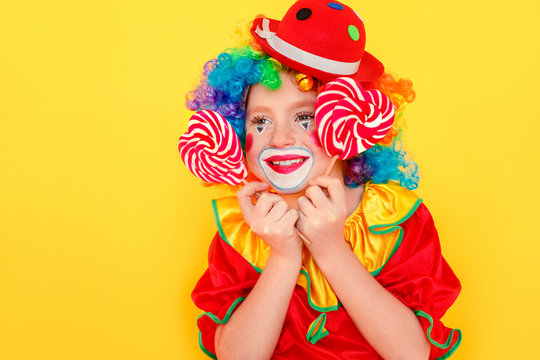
[237,182,269,224]
[279,208,299,228]
[279,209,311,245]
[237,181,269,198]
[305,185,330,209]
[297,230,311,245]
[237,181,269,205]
[252,192,282,220]
[291,213,312,246]
[265,200,288,223]
[295,211,311,244]
[309,175,345,205]
[296,196,318,218]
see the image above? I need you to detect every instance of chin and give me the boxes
[270,182,309,195]
[261,171,313,194]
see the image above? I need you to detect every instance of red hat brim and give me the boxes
[250,17,384,84]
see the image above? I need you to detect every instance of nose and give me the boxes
[269,121,295,148]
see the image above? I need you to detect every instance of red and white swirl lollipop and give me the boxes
[178,110,247,186]
[315,77,395,172]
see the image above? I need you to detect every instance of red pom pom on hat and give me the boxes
[250,0,384,83]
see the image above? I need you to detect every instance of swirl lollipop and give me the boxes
[179,111,312,244]
[315,77,395,173]
[178,110,248,186]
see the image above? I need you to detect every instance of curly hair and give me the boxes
[185,30,419,190]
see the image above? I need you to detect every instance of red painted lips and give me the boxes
[263,155,309,174]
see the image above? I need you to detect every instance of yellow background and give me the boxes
[1,0,539,358]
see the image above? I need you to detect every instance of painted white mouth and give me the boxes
[258,147,314,191]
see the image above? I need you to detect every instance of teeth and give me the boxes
[271,158,304,166]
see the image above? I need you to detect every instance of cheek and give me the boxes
[245,133,253,152]
[309,131,322,148]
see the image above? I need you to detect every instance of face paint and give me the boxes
[299,119,311,130]
[309,131,322,148]
[258,147,314,191]
[245,73,333,195]
[245,133,253,152]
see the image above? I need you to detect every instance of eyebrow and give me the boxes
[247,99,315,116]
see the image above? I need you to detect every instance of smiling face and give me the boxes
[245,72,332,194]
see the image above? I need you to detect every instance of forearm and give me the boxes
[313,242,430,360]
[215,252,301,360]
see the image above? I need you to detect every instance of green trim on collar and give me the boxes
[213,199,340,312]
[212,199,263,274]
[197,296,246,359]
[306,313,329,345]
[211,197,424,313]
[300,268,342,312]
[211,199,226,246]
[414,310,462,359]
[198,331,216,360]
[369,198,423,276]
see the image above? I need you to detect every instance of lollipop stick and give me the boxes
[297,230,311,245]
[324,155,339,176]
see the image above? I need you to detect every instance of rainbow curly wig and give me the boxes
[185,26,419,190]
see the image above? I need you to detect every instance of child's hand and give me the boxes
[237,181,302,262]
[296,176,348,258]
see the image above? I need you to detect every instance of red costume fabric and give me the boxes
[192,201,461,359]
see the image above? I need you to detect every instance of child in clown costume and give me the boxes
[182,1,461,359]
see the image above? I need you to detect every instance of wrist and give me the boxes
[269,248,303,269]
[310,238,351,269]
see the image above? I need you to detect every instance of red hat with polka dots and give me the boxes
[251,0,384,83]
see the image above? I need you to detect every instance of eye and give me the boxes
[250,115,271,134]
[296,112,314,130]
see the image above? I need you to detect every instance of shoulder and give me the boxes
[359,181,423,229]
[342,182,424,275]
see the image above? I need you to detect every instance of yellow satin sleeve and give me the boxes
[212,181,422,311]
